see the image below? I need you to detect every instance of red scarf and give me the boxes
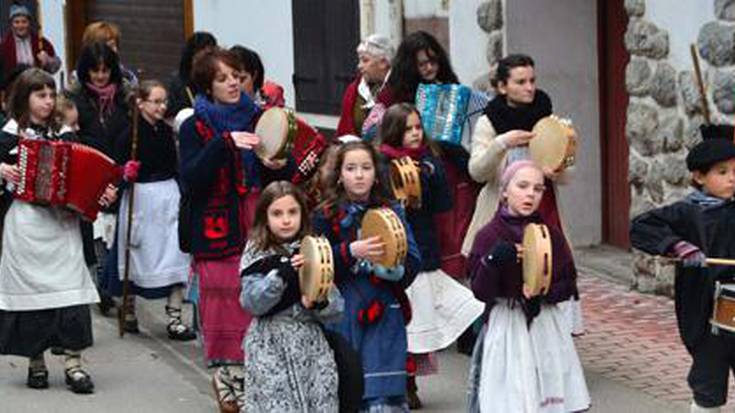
[378,143,429,161]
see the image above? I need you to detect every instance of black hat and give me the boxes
[686,138,735,172]
[700,124,735,141]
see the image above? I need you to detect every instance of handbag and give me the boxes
[321,327,364,413]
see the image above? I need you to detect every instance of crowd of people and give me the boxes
[3,2,735,413]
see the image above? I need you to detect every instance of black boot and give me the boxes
[26,354,48,389]
[65,366,94,394]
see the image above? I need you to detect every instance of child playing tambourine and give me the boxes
[468,160,589,412]
[377,103,484,408]
[239,180,342,411]
[631,127,735,413]
[312,140,422,411]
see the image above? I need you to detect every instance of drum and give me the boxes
[389,157,422,209]
[15,139,122,221]
[361,207,408,268]
[522,223,553,297]
[711,282,735,335]
[529,115,577,172]
[415,83,471,146]
[291,117,328,185]
[299,235,334,302]
[254,107,297,160]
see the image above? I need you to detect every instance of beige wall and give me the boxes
[506,0,602,246]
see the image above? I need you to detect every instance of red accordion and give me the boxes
[14,139,122,221]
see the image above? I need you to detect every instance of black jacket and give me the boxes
[630,199,735,351]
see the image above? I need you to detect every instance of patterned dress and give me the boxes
[239,240,342,412]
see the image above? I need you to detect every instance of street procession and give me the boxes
[1,1,735,412]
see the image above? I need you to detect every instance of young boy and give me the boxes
[631,127,735,413]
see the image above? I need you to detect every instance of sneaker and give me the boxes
[26,367,49,389]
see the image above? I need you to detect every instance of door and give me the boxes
[598,0,630,247]
[66,0,192,81]
[292,0,360,115]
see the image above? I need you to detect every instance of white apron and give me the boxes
[479,300,590,413]
[117,179,190,288]
[406,269,484,353]
[0,201,99,310]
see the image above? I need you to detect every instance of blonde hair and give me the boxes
[82,21,121,48]
[54,93,77,126]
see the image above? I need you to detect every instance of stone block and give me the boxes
[625,19,669,59]
[644,158,664,203]
[698,21,735,67]
[476,0,503,33]
[657,113,684,152]
[626,57,652,96]
[662,153,689,185]
[625,0,645,17]
[651,62,677,107]
[486,31,503,65]
[628,150,649,186]
[626,101,660,156]
[678,70,706,116]
[715,0,735,21]
[713,68,735,114]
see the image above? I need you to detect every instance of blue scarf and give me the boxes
[685,189,729,209]
[194,93,260,138]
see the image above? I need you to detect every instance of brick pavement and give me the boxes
[575,271,735,408]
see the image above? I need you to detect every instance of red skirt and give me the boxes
[194,255,252,367]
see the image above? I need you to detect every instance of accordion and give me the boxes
[415,83,472,146]
[14,139,122,221]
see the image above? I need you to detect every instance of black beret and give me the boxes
[700,124,735,141]
[686,138,735,172]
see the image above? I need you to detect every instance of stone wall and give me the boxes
[627,0,733,295]
[472,0,504,92]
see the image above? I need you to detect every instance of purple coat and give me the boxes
[468,207,578,315]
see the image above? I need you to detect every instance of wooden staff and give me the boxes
[118,101,140,337]
[663,256,735,267]
[690,43,710,124]
[35,0,43,53]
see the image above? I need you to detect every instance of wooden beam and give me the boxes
[183,0,194,40]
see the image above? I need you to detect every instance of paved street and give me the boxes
[0,249,715,412]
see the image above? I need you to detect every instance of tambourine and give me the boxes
[299,236,334,302]
[389,157,422,209]
[529,115,577,172]
[360,207,408,268]
[522,223,553,297]
[255,107,297,160]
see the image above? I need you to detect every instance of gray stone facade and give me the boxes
[473,0,504,92]
[628,1,735,295]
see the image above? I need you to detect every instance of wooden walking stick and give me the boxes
[690,44,711,125]
[35,0,44,53]
[118,101,140,337]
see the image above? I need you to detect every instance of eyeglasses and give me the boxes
[145,99,168,106]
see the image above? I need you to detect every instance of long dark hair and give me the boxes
[8,68,57,130]
[387,31,459,103]
[319,141,391,219]
[230,45,265,93]
[178,31,217,84]
[76,42,123,87]
[249,181,311,254]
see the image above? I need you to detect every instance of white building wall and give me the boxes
[645,1,715,69]
[38,0,66,87]
[193,0,296,108]
[449,0,488,85]
[506,0,601,247]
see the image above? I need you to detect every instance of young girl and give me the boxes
[239,180,342,411]
[312,141,422,412]
[631,133,735,413]
[105,80,195,340]
[468,160,589,412]
[0,68,117,394]
[377,103,484,408]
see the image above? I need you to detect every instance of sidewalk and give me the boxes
[574,245,734,410]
